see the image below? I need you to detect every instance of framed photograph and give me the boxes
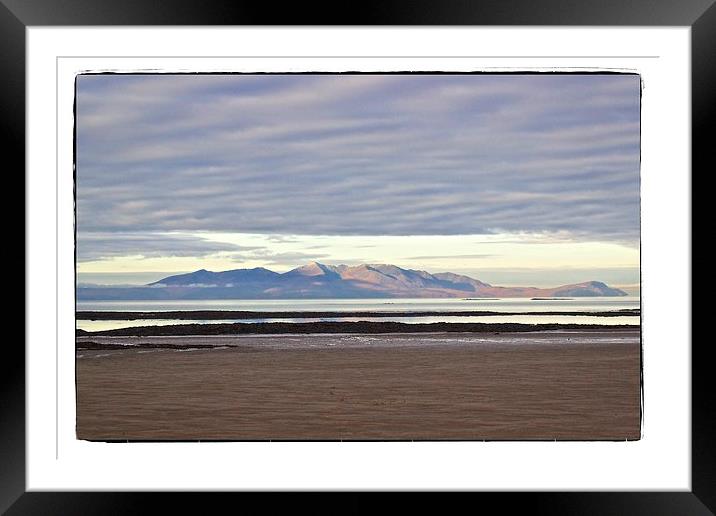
[12,0,705,512]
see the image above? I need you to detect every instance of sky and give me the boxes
[76,73,641,292]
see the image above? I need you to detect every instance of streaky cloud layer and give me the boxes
[76,73,641,244]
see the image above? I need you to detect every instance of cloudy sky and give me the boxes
[76,73,640,291]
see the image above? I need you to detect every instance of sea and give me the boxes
[76,296,641,332]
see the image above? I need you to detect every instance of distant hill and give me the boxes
[77,262,629,300]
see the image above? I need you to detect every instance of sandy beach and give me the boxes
[76,329,641,441]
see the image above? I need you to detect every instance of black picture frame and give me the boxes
[8,1,706,513]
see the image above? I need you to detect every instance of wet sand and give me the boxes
[76,330,641,441]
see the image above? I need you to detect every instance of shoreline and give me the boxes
[76,328,641,351]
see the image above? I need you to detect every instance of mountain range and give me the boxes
[76,262,628,300]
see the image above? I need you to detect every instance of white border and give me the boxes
[27,27,691,490]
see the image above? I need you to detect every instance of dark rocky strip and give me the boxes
[76,308,640,320]
[76,321,640,337]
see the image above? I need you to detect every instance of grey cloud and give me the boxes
[77,230,337,268]
[77,232,254,262]
[76,73,640,247]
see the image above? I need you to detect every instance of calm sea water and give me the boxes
[77,296,640,312]
[77,297,640,332]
